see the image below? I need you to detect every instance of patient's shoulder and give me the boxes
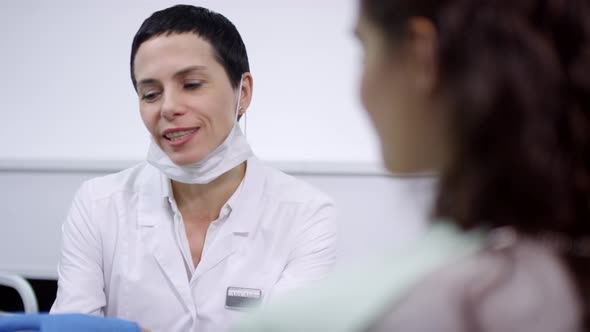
[371,237,582,332]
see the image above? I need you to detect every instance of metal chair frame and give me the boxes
[0,272,39,315]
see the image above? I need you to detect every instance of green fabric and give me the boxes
[233,222,485,332]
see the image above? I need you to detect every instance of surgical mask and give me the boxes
[146,80,253,184]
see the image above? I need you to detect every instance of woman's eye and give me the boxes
[184,81,202,90]
[142,91,160,102]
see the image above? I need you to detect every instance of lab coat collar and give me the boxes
[148,156,267,235]
[136,157,266,233]
[137,174,196,315]
[191,157,267,278]
[135,158,267,300]
[227,157,266,235]
[136,164,168,227]
[158,161,245,216]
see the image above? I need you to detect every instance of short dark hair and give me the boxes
[130,4,250,90]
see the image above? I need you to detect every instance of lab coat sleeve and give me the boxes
[50,182,106,316]
[271,198,338,298]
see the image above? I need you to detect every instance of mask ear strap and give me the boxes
[243,112,248,137]
[234,77,244,122]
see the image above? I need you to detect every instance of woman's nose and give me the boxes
[160,89,186,120]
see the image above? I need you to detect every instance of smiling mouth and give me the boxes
[164,128,198,141]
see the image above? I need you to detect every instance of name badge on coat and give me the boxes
[225,287,263,310]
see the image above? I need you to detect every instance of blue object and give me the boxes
[0,313,141,332]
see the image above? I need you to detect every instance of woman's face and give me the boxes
[355,12,449,173]
[133,33,251,166]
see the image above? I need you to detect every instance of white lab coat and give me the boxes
[51,157,337,332]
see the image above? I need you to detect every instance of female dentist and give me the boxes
[44,5,337,332]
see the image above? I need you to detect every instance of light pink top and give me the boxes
[371,237,582,332]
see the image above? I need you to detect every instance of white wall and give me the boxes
[0,164,434,280]
[0,0,380,164]
[0,1,436,280]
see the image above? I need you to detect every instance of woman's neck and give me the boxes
[171,161,247,222]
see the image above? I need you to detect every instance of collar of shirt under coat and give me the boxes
[137,157,267,237]
[159,163,245,222]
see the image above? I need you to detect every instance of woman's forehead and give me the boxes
[134,33,219,78]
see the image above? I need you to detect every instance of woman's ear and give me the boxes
[406,17,438,94]
[238,73,254,116]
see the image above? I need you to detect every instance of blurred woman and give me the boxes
[235,0,590,331]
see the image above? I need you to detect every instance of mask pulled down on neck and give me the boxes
[146,79,253,184]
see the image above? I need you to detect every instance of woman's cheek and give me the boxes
[139,106,159,137]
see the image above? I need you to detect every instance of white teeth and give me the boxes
[165,129,196,140]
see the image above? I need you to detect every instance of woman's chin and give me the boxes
[168,152,208,166]
[384,154,420,174]
[384,154,439,175]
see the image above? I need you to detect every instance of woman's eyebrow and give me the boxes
[137,66,207,87]
[173,65,207,78]
[136,78,159,88]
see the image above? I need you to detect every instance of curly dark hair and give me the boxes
[362,0,590,326]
